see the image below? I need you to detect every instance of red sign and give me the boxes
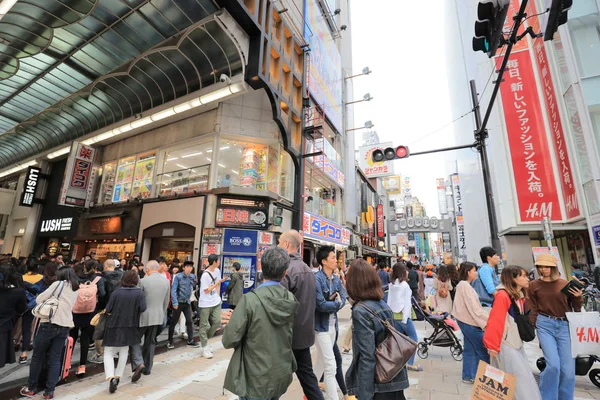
[499,50,562,222]
[526,1,580,219]
[377,204,384,238]
[70,160,91,189]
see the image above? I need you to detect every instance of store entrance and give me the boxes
[142,222,196,265]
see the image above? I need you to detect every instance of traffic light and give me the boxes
[472,0,509,57]
[372,146,410,163]
[543,0,573,41]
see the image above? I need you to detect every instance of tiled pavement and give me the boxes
[4,306,600,399]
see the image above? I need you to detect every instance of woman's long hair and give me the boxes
[446,264,459,281]
[437,265,449,283]
[346,259,383,301]
[57,267,80,291]
[390,262,408,284]
[500,265,528,300]
[42,262,58,286]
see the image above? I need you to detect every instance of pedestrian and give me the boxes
[433,265,453,314]
[423,268,435,300]
[0,264,27,368]
[71,262,101,377]
[527,253,583,400]
[167,261,200,349]
[377,261,390,292]
[225,262,244,310]
[345,259,408,399]
[222,247,298,400]
[197,254,227,358]
[129,260,170,380]
[406,262,419,300]
[102,270,147,394]
[446,264,459,302]
[483,265,541,400]
[478,247,501,306]
[387,262,422,372]
[155,256,172,338]
[313,245,346,400]
[452,262,490,383]
[19,261,44,364]
[21,268,79,400]
[279,230,324,400]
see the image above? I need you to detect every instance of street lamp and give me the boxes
[345,67,372,80]
[345,93,373,106]
[346,120,374,132]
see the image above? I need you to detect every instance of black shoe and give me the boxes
[187,341,200,348]
[142,370,151,376]
[166,341,174,349]
[109,378,119,393]
[132,365,144,383]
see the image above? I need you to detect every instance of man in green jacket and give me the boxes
[222,247,298,400]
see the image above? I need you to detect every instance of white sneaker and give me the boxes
[182,333,188,340]
[201,348,213,359]
[206,344,213,351]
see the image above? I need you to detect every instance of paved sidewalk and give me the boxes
[4,306,600,399]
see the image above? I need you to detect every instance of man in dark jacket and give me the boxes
[407,262,419,299]
[167,261,200,349]
[223,247,298,400]
[225,262,244,309]
[279,230,324,400]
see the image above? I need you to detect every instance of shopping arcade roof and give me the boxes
[0,0,245,169]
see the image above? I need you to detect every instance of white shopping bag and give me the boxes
[566,312,600,357]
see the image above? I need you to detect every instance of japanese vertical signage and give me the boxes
[527,0,580,220]
[376,204,384,238]
[499,50,562,221]
[498,0,578,222]
[451,174,467,262]
[436,178,447,215]
[19,166,41,207]
[59,142,97,208]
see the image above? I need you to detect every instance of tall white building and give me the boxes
[443,0,600,273]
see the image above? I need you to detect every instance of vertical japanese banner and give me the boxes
[525,1,581,219]
[59,141,97,208]
[451,174,467,262]
[498,49,563,222]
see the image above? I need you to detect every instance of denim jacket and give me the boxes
[314,270,346,332]
[171,272,196,307]
[345,299,409,399]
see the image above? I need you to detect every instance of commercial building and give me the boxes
[444,0,600,273]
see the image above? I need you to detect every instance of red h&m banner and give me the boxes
[526,1,580,219]
[499,50,562,222]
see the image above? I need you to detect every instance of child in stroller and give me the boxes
[412,297,463,360]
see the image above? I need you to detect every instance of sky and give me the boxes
[349,0,457,216]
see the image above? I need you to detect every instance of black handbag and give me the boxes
[510,298,536,342]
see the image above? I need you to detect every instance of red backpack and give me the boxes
[73,276,101,314]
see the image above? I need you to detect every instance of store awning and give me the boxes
[0,0,246,169]
[498,224,588,237]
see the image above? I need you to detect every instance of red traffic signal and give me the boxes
[371,145,410,163]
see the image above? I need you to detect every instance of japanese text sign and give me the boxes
[303,211,351,246]
[59,142,97,208]
[216,197,269,229]
[358,142,395,178]
[377,204,384,238]
[499,50,562,222]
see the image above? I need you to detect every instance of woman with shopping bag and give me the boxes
[526,253,583,400]
[483,265,541,400]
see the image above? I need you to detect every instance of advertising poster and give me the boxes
[358,142,395,178]
[134,157,155,181]
[267,145,279,193]
[304,0,343,132]
[59,141,97,207]
[532,247,565,278]
[223,229,259,254]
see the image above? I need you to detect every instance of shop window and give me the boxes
[97,162,117,205]
[131,152,156,199]
[305,161,339,222]
[280,151,295,201]
[568,3,600,78]
[111,151,156,203]
[217,140,268,190]
[158,142,213,196]
[113,156,136,202]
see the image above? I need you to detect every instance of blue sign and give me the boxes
[593,225,600,246]
[222,229,258,254]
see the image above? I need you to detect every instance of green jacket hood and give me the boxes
[253,284,298,325]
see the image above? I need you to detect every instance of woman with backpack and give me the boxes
[345,259,408,400]
[70,263,102,377]
[21,268,79,400]
[483,265,541,400]
[433,265,453,314]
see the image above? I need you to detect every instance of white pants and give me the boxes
[314,330,338,400]
[104,346,129,380]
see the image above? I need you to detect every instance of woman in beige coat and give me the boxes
[433,265,453,313]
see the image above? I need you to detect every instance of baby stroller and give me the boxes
[411,297,463,361]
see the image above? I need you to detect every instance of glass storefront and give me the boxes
[97,151,156,204]
[157,141,213,196]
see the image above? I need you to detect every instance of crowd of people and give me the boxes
[0,237,590,400]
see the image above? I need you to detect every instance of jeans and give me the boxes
[130,325,160,374]
[168,303,194,342]
[314,330,338,400]
[395,318,418,366]
[104,346,129,380]
[537,315,575,400]
[373,391,406,400]
[69,324,94,366]
[456,320,489,380]
[27,323,69,395]
[293,347,324,400]
[198,303,221,347]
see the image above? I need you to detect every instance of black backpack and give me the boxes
[510,297,536,342]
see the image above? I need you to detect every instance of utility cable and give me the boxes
[409,110,474,146]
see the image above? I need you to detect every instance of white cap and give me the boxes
[114,259,120,268]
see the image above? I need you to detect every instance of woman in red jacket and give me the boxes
[483,265,541,400]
